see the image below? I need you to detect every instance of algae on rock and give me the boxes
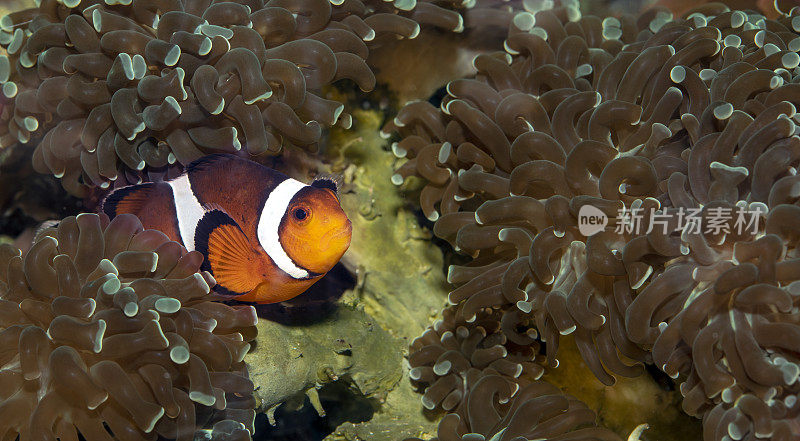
[329,108,451,342]
[323,108,452,440]
[247,305,402,414]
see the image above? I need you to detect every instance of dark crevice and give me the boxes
[251,261,357,326]
[427,85,448,109]
[646,362,677,392]
[0,144,84,239]
[253,380,376,441]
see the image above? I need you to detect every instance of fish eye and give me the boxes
[292,207,310,222]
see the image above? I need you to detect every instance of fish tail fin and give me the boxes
[102,183,158,219]
[194,209,261,297]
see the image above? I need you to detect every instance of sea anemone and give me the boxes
[0,212,258,440]
[0,0,471,196]
[392,1,800,439]
[651,228,800,441]
[390,0,655,387]
[408,304,544,413]
[406,374,622,441]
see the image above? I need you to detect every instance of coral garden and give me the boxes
[1,0,800,440]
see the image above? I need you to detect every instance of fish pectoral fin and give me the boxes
[194,209,262,296]
[102,183,158,218]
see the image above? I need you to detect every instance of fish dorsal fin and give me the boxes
[311,175,340,193]
[102,183,157,218]
[202,202,226,213]
[185,154,240,175]
[194,209,262,297]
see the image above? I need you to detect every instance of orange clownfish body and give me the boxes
[102,154,352,304]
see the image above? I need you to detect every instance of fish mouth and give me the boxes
[321,220,352,249]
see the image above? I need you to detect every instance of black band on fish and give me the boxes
[102,182,157,219]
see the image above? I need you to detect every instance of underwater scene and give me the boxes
[0,0,799,439]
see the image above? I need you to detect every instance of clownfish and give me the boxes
[101,154,352,304]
